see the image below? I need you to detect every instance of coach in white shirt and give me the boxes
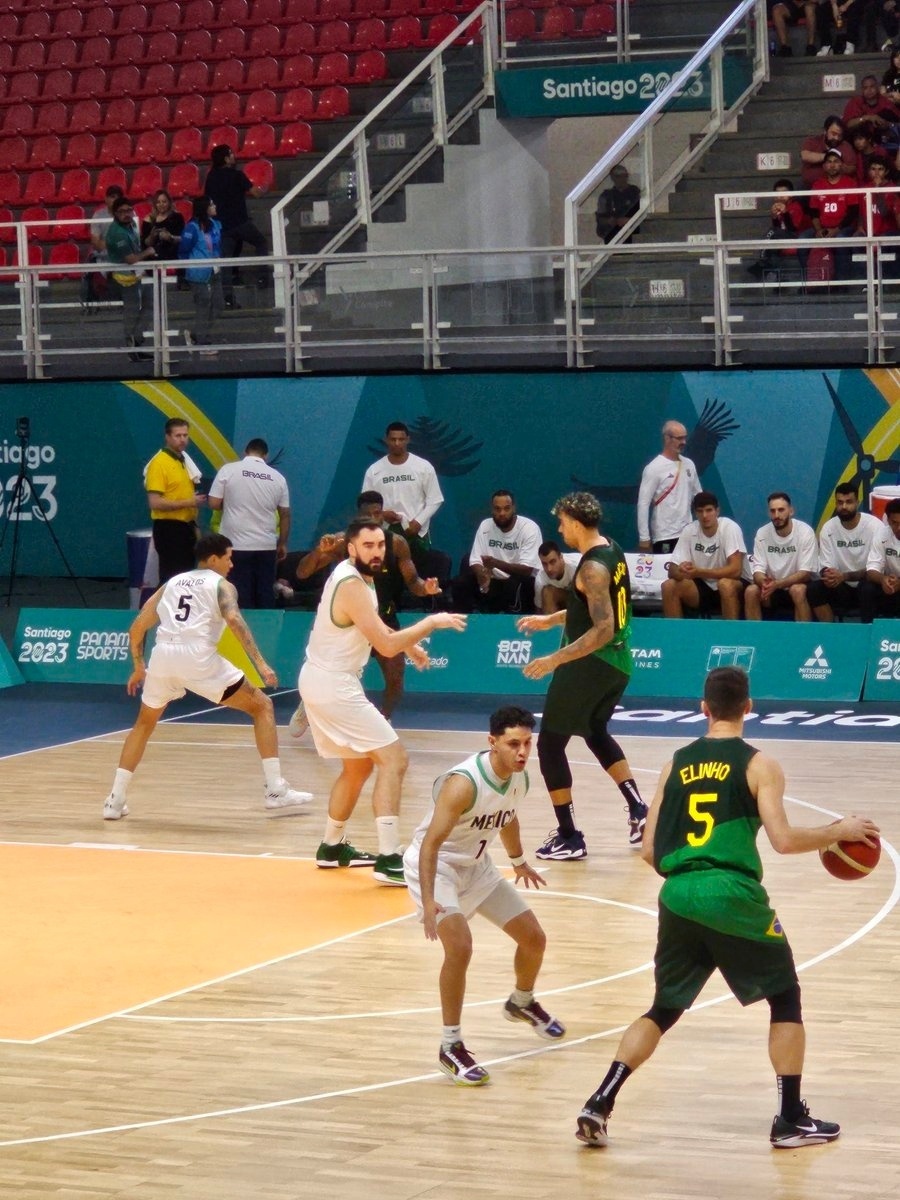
[208,438,291,609]
[636,420,702,554]
[662,491,748,620]
[362,420,443,570]
[745,491,818,621]
[808,482,883,622]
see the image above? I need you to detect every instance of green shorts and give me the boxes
[653,898,798,1010]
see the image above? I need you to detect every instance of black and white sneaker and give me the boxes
[770,1102,840,1148]
[438,1041,490,1086]
[503,997,565,1039]
[627,802,647,850]
[575,1099,610,1147]
[535,829,587,861]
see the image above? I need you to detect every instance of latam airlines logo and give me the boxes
[800,645,831,682]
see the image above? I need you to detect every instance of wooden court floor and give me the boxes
[0,721,898,1199]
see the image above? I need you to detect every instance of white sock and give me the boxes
[323,817,346,846]
[375,815,400,856]
[511,988,534,1008]
[262,758,282,790]
[442,1025,462,1050]
[112,768,133,798]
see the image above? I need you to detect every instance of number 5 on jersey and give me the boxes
[687,792,717,847]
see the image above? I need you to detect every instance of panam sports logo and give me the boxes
[496,639,532,667]
[799,645,831,683]
[707,645,755,672]
[17,626,129,665]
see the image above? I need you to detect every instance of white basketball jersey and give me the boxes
[156,568,225,647]
[407,751,529,868]
[305,559,377,675]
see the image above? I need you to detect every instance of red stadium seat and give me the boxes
[30,135,64,169]
[57,169,92,204]
[385,0,416,15]
[133,129,168,163]
[92,165,127,202]
[243,158,274,191]
[47,39,79,70]
[3,104,34,137]
[247,26,282,56]
[282,55,315,86]
[73,67,108,100]
[99,131,135,166]
[70,99,104,133]
[209,93,242,126]
[579,3,615,35]
[212,28,246,59]
[110,65,142,95]
[182,0,216,28]
[64,133,101,168]
[149,1,181,30]
[179,29,214,61]
[166,163,201,199]
[212,60,246,92]
[134,200,152,224]
[21,11,51,40]
[50,205,88,242]
[53,9,84,37]
[0,13,18,40]
[207,125,240,154]
[219,0,250,22]
[23,170,59,206]
[250,0,284,20]
[130,163,164,199]
[9,73,41,103]
[117,3,150,33]
[538,5,576,38]
[245,90,279,122]
[101,98,135,131]
[386,15,422,46]
[47,241,82,280]
[174,199,192,223]
[147,62,180,94]
[136,96,172,131]
[0,175,23,206]
[173,95,207,129]
[36,102,71,135]
[504,6,535,36]
[425,11,459,43]
[318,19,352,51]
[85,8,116,36]
[0,208,16,244]
[246,56,281,89]
[353,17,387,48]
[0,137,29,171]
[114,33,147,65]
[284,22,316,53]
[8,244,44,279]
[43,69,76,102]
[170,127,204,162]
[14,42,46,71]
[80,36,113,66]
[316,85,350,118]
[353,48,387,81]
[146,31,179,62]
[275,121,313,156]
[315,52,351,84]
[22,207,50,241]
[319,0,352,18]
[353,0,390,15]
[282,87,315,120]
[284,0,318,18]
[241,124,277,159]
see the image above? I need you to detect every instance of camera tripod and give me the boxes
[0,419,86,607]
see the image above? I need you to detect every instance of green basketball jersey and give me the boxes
[563,540,632,677]
[655,736,762,880]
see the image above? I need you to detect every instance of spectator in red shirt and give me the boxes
[811,148,862,278]
[748,179,814,276]
[801,115,858,188]
[851,125,895,183]
[843,75,900,140]
[861,158,900,234]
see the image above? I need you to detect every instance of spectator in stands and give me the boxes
[817,0,863,53]
[453,490,542,614]
[809,149,862,279]
[636,420,701,554]
[881,44,900,103]
[179,195,225,355]
[745,492,818,621]
[107,197,157,362]
[842,74,900,139]
[747,179,814,276]
[801,115,857,188]
[595,164,641,244]
[141,189,186,290]
[362,421,444,572]
[769,0,821,56]
[204,145,269,309]
[661,491,748,620]
[534,541,581,614]
[207,438,291,610]
[860,497,900,621]
[851,125,895,183]
[90,184,126,261]
[860,159,900,274]
[808,481,883,621]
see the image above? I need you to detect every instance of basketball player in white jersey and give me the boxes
[404,706,566,1086]
[103,532,312,819]
[298,518,466,886]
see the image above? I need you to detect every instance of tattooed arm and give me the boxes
[521,560,612,680]
[217,578,278,687]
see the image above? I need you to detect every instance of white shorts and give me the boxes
[142,642,243,709]
[403,850,529,929]
[298,661,398,759]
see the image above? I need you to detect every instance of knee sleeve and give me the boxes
[643,1005,683,1034]
[585,730,626,771]
[767,983,803,1025]
[537,730,572,792]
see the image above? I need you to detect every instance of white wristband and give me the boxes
[509,854,527,868]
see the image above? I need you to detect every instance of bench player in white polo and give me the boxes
[298,518,467,886]
[404,705,566,1086]
[103,532,312,820]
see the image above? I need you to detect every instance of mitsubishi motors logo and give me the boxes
[800,645,831,682]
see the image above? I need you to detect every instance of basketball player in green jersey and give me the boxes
[576,666,880,1150]
[517,491,647,860]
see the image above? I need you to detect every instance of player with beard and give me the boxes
[298,519,467,885]
[808,481,882,622]
[745,492,818,622]
[454,490,543,613]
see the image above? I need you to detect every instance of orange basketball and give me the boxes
[819,837,881,881]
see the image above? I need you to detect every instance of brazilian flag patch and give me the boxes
[766,914,784,938]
